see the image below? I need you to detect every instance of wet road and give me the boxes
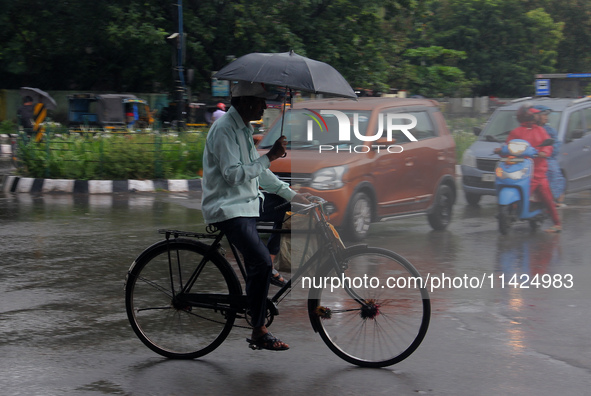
[1,190,590,395]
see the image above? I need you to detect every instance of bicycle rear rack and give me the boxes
[158,229,219,240]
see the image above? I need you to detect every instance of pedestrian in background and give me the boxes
[17,95,35,137]
[211,102,226,123]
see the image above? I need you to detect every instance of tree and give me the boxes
[538,0,591,73]
[0,0,422,95]
[403,46,475,97]
[422,0,563,96]
[0,0,172,91]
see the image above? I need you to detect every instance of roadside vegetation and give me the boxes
[10,115,484,180]
[447,116,487,162]
[13,128,206,180]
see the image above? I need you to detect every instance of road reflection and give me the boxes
[496,233,561,277]
[1,190,590,395]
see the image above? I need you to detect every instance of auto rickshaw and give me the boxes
[67,93,154,132]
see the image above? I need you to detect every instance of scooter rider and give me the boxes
[532,105,566,207]
[494,104,561,233]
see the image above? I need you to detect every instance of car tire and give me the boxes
[428,185,454,231]
[343,191,372,242]
[465,192,481,206]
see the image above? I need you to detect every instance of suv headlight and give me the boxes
[462,148,476,168]
[310,166,348,190]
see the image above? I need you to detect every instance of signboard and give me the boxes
[566,73,591,78]
[211,73,230,97]
[535,79,550,96]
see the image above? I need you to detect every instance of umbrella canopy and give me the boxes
[19,87,58,110]
[213,50,357,99]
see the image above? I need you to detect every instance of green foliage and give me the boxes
[537,0,591,73]
[422,0,564,97]
[0,0,589,97]
[403,46,475,97]
[447,116,486,162]
[15,129,207,180]
[0,120,16,134]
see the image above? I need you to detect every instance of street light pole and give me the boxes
[167,0,186,130]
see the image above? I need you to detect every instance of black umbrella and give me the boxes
[19,87,58,111]
[214,51,356,138]
[213,50,357,99]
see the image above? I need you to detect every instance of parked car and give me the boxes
[256,97,457,241]
[461,97,591,205]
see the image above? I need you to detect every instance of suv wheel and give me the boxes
[465,192,481,206]
[344,191,372,242]
[428,185,454,231]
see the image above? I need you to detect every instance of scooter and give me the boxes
[495,138,554,234]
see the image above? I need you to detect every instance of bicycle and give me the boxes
[124,198,431,368]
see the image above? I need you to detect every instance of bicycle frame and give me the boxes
[126,198,431,367]
[158,201,362,317]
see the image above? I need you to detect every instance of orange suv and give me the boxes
[256,97,457,241]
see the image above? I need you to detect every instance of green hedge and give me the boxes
[15,128,207,180]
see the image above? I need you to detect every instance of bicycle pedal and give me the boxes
[246,339,261,350]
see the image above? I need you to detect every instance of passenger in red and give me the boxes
[495,104,561,233]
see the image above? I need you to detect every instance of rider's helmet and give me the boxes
[217,103,226,111]
[532,104,552,114]
[516,103,540,124]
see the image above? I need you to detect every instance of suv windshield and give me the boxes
[479,109,562,141]
[259,109,371,149]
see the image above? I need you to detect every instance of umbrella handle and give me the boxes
[279,86,292,157]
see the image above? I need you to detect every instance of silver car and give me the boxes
[461,97,591,205]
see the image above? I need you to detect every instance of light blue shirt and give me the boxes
[201,106,296,224]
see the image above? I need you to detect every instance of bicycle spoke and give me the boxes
[125,239,240,359]
[309,247,430,367]
[135,275,174,299]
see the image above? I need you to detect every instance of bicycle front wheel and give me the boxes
[308,246,430,368]
[125,238,242,359]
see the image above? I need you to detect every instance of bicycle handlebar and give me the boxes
[274,196,326,214]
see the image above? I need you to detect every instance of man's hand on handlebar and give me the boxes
[291,192,312,204]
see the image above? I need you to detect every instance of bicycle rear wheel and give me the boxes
[125,238,242,359]
[308,246,430,368]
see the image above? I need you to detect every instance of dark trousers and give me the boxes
[214,193,288,328]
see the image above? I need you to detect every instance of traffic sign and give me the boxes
[535,79,550,96]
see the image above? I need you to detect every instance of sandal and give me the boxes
[246,332,289,351]
[544,225,562,233]
[270,269,287,287]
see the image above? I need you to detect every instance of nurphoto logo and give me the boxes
[304,109,418,153]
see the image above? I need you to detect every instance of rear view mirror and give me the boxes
[473,127,482,136]
[539,138,555,147]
